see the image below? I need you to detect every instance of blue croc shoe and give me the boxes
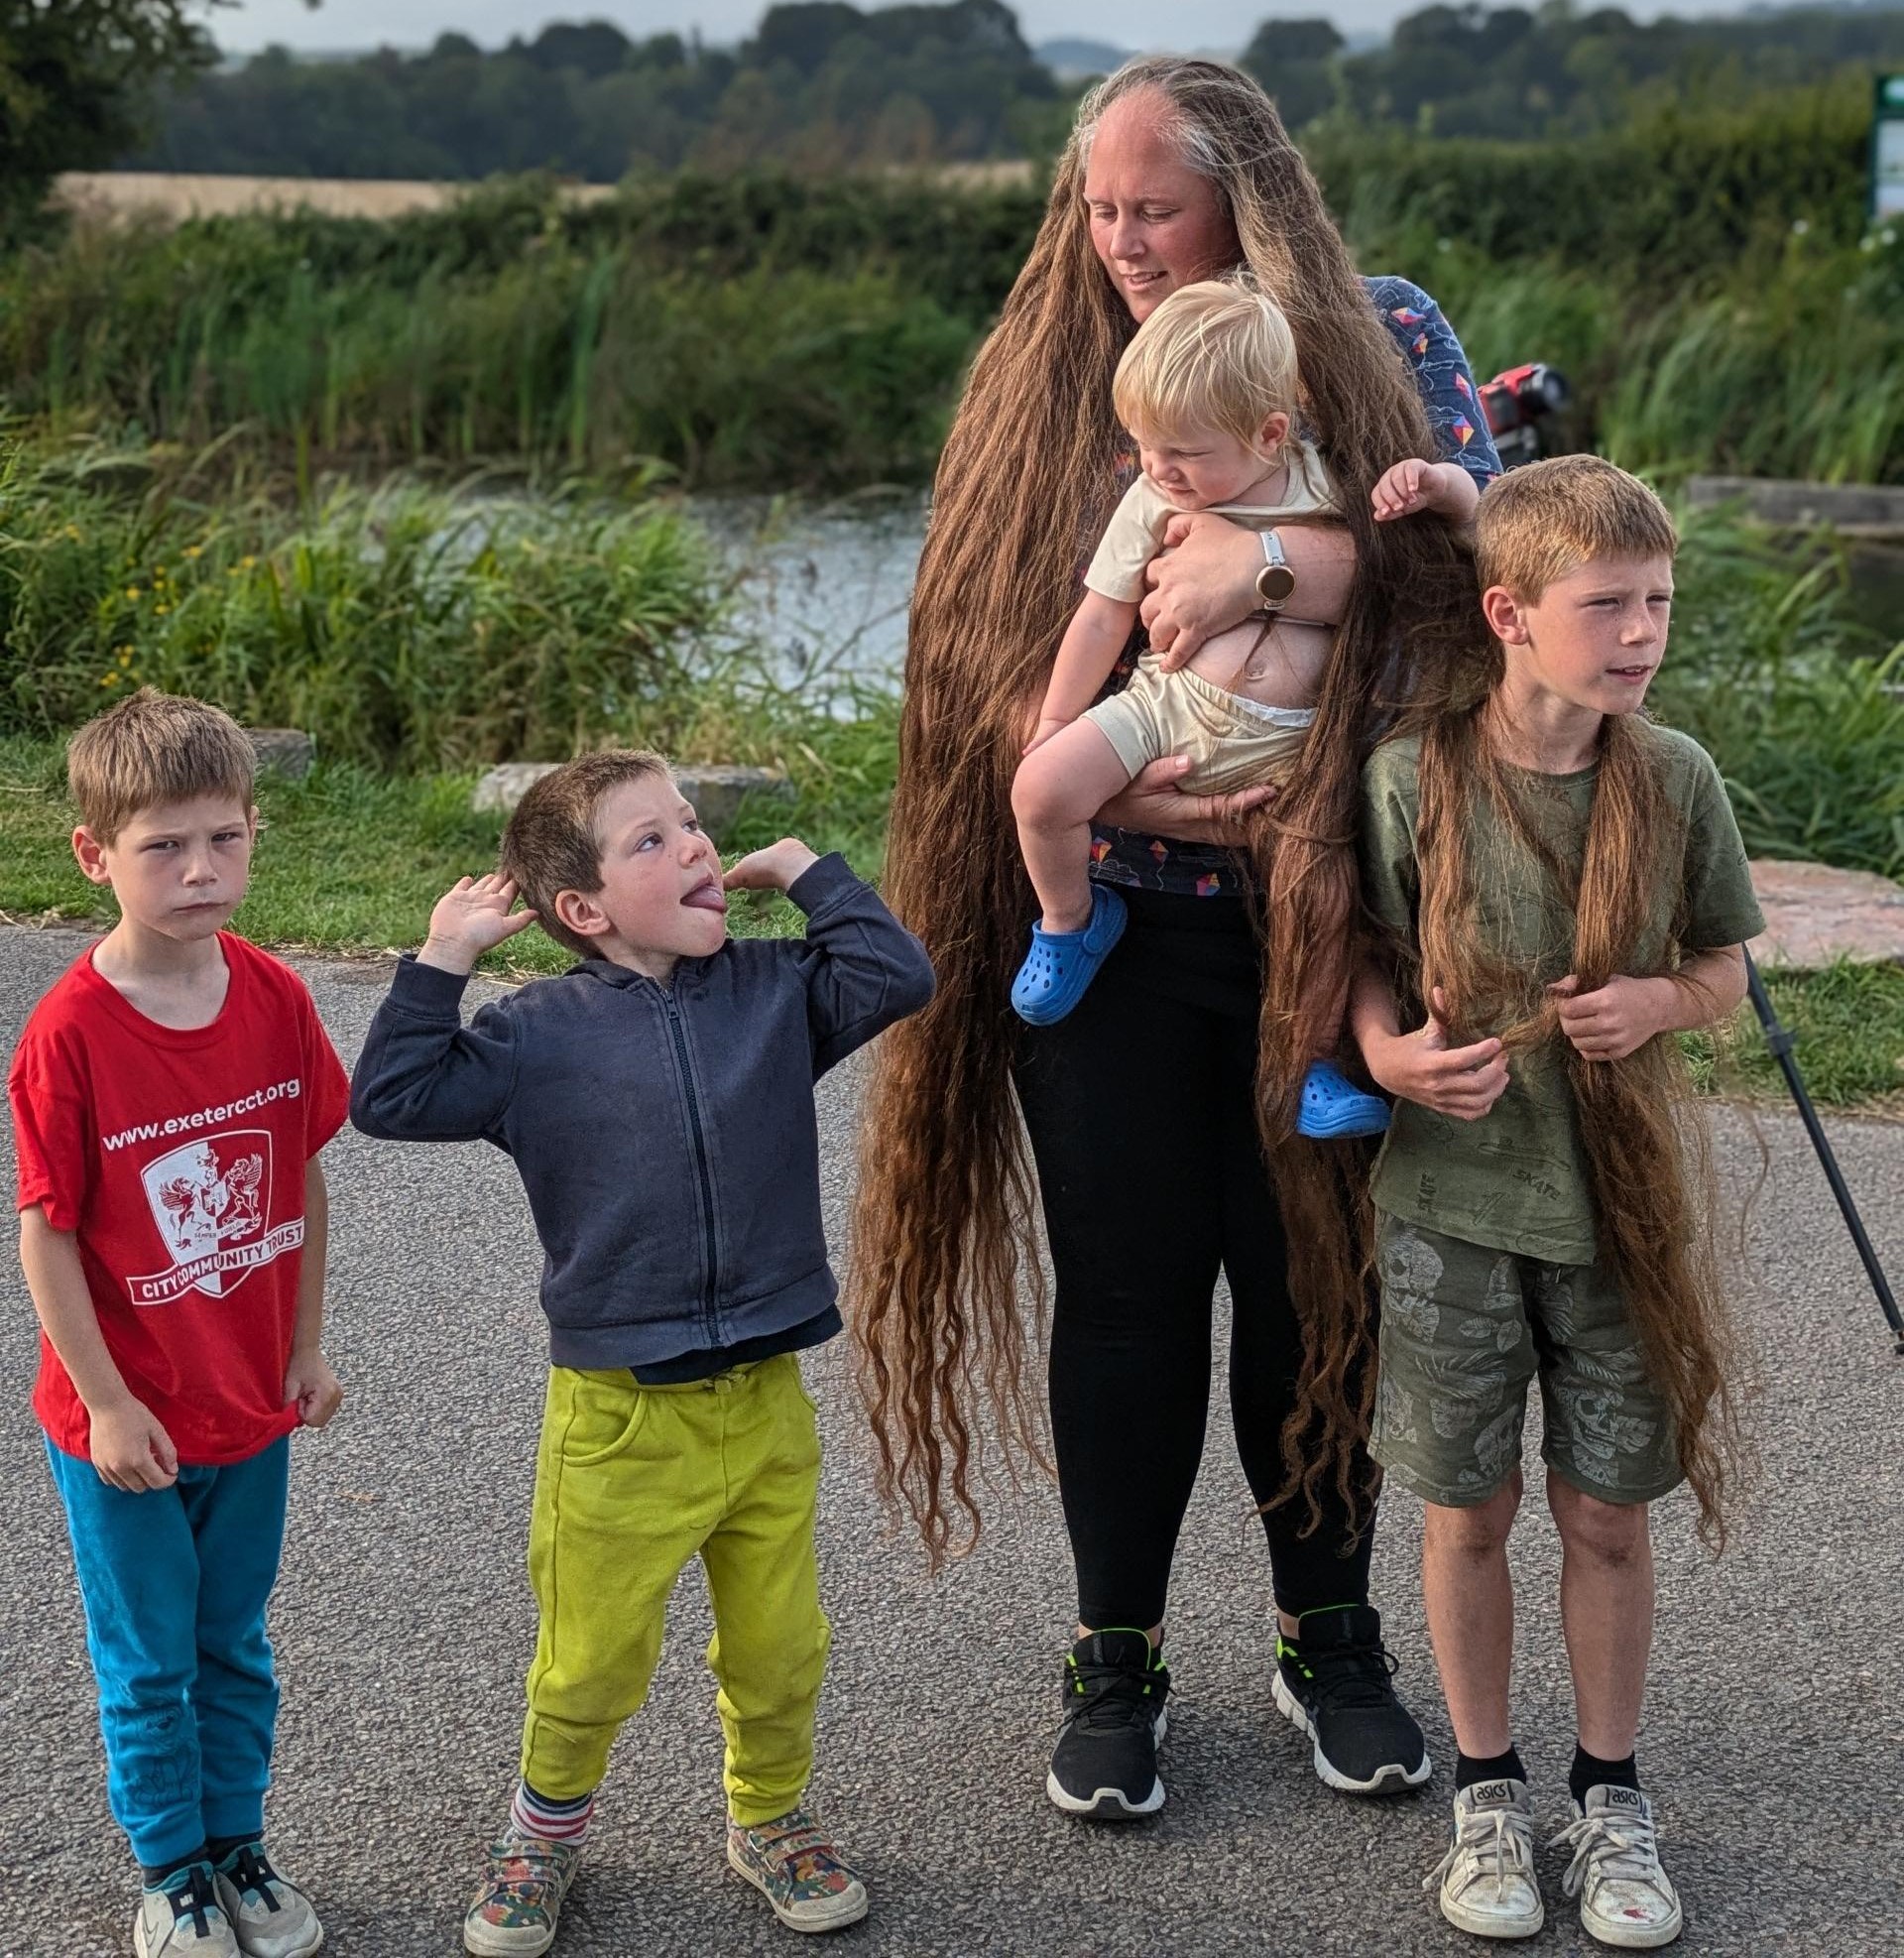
[1297,1059,1390,1140]
[1012,886,1128,1026]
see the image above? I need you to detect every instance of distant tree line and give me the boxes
[1245,0,1904,139]
[11,0,1904,194]
[126,0,1060,178]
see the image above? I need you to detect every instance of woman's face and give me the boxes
[1083,92,1239,323]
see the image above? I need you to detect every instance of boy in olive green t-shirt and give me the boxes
[1350,458,1764,1951]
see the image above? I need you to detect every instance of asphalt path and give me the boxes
[3,926,1899,1958]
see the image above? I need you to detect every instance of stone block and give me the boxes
[1748,859,1904,971]
[470,761,792,841]
[671,765,794,840]
[1687,476,1904,538]
[472,762,561,814]
[248,728,314,780]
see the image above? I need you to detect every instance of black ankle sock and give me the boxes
[203,1834,260,1866]
[1456,1745,1527,1791]
[1570,1745,1640,1807]
[141,1846,209,1888]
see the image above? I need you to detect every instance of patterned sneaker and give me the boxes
[726,1807,869,1933]
[461,1828,583,1958]
[1045,1629,1170,1820]
[135,1862,239,1958]
[1273,1604,1432,1794]
[1427,1778,1545,1939]
[1551,1785,1683,1949]
[212,1842,323,1958]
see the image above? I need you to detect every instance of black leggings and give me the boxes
[1013,887,1376,1632]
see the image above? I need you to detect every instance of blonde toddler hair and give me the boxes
[1111,278,1300,448]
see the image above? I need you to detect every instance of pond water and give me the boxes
[688,492,925,692]
[418,484,925,695]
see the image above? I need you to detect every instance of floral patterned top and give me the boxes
[1087,275,1502,902]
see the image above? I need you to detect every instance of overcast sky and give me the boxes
[207,0,1769,59]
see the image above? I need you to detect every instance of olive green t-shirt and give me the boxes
[1359,725,1765,1265]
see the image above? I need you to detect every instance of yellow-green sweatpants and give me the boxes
[520,1352,829,1828]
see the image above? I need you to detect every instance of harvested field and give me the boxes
[49,163,1032,224]
[50,171,620,221]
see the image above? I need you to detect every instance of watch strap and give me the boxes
[1254,528,1295,610]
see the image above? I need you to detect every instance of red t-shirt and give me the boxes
[9,934,350,1465]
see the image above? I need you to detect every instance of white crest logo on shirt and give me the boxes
[130,1130,302,1304]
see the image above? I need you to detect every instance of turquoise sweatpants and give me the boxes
[45,1435,289,1868]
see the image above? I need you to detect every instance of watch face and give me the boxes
[1255,563,1296,605]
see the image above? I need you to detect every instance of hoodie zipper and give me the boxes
[663,988,721,1346]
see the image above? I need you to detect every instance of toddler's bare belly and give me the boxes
[1183,617,1333,711]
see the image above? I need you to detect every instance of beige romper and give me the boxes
[1081,439,1339,796]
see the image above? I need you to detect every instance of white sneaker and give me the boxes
[1427,1778,1545,1939]
[212,1842,324,1957]
[1551,1784,1683,1949]
[134,1863,239,1958]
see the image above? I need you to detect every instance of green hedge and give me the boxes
[1309,82,1873,279]
[4,88,1902,486]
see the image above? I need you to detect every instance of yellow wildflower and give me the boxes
[125,586,142,601]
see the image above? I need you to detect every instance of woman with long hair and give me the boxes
[850,57,1500,1819]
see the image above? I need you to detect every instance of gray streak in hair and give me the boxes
[1074,56,1229,177]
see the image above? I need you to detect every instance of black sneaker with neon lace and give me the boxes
[1272,1604,1431,1795]
[1045,1629,1170,1820]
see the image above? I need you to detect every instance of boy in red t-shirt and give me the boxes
[9,689,350,1958]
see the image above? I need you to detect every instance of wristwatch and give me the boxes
[1253,528,1295,611]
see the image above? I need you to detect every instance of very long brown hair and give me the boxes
[1397,491,1749,1539]
[850,57,1476,1559]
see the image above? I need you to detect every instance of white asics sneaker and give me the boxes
[1551,1784,1683,1949]
[135,1863,239,1958]
[212,1842,324,1957]
[1427,1777,1545,1939]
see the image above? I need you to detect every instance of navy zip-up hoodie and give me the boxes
[349,853,933,1369]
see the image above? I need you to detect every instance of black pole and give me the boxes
[1742,949,1904,1353]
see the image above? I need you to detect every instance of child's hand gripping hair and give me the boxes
[1549,948,1748,1063]
[1353,976,1512,1123]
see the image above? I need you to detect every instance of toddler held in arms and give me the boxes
[1008,278,1476,1138]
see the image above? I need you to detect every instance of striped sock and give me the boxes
[510,1780,596,1845]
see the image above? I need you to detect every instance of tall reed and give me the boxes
[0,443,731,769]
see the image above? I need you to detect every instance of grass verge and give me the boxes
[1691,960,1904,1112]
[0,717,898,976]
[2,735,1898,1110]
